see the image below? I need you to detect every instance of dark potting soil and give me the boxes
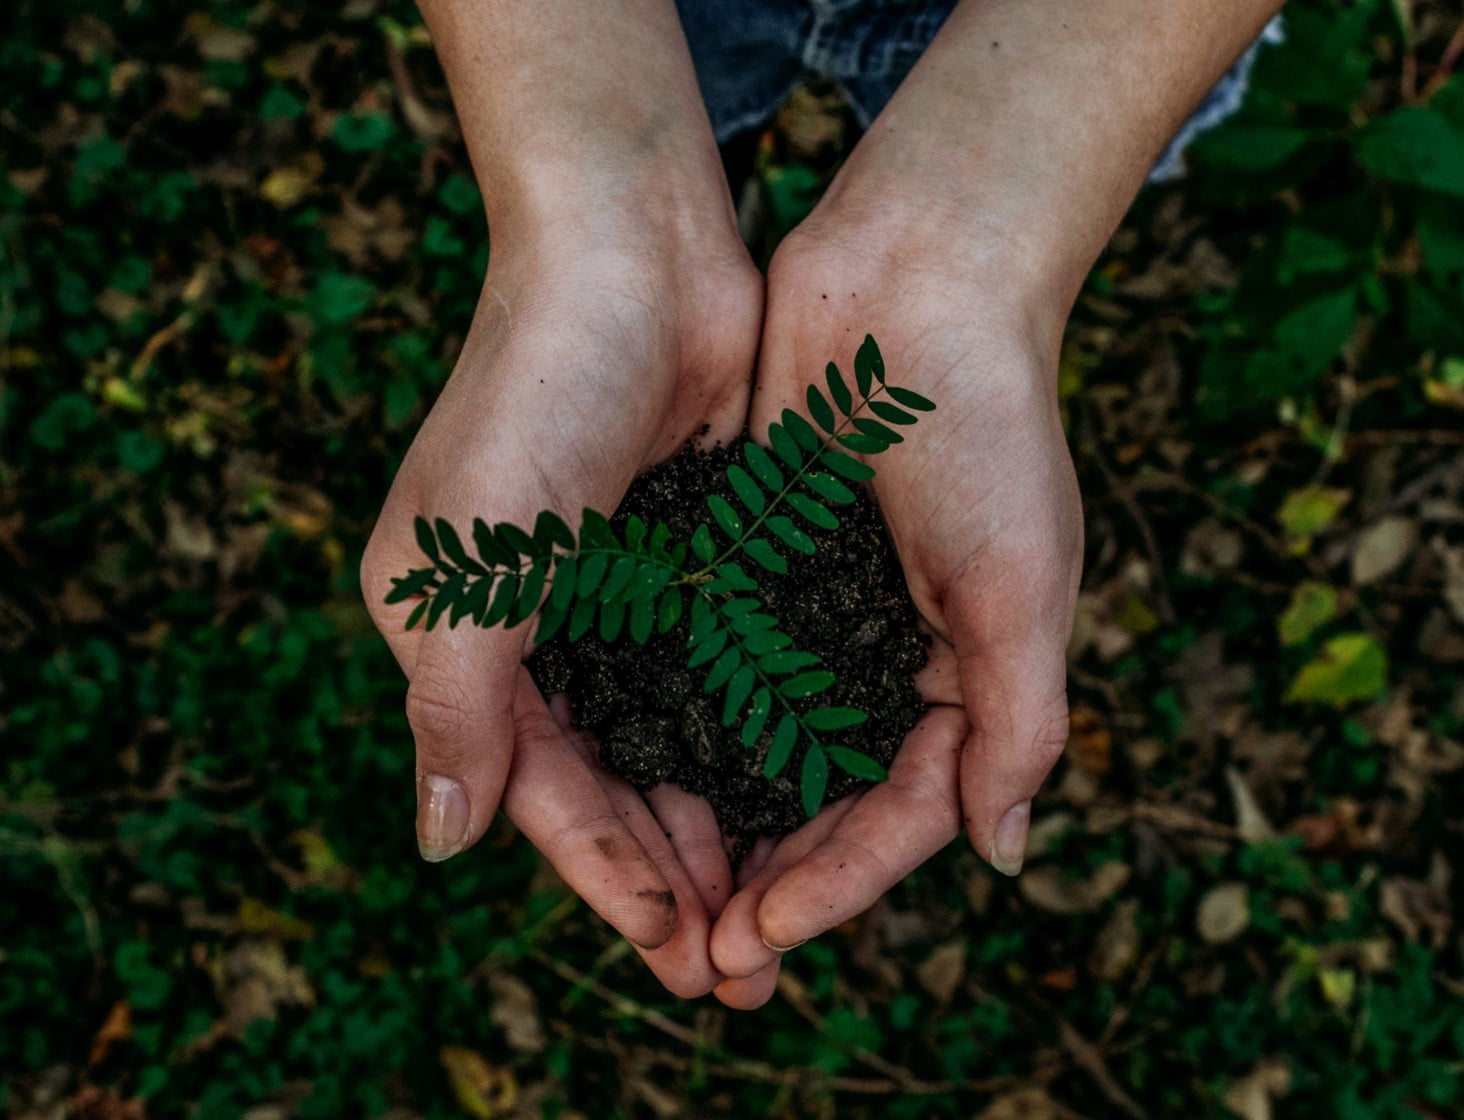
[527,438,928,841]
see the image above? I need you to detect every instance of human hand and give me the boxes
[361,227,762,995]
[707,216,1083,1008]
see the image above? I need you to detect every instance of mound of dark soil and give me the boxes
[527,439,928,841]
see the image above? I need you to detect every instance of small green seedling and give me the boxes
[387,335,935,816]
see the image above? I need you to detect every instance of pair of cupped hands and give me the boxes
[360,166,1084,1009]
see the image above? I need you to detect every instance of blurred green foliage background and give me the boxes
[2,1,1462,1117]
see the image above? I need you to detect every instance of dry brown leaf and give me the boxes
[1222,1059,1291,1120]
[1019,861,1130,915]
[1196,882,1250,944]
[238,898,315,941]
[1225,766,1277,843]
[221,940,315,1037]
[1351,516,1417,585]
[69,1086,145,1120]
[1068,705,1113,776]
[487,973,546,1053]
[915,940,967,1003]
[87,1002,132,1067]
[975,1089,1058,1120]
[1090,899,1141,981]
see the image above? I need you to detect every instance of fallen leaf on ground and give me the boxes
[1197,882,1250,943]
[440,1046,517,1119]
[1019,862,1130,915]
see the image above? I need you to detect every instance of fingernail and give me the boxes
[762,935,807,953]
[990,800,1030,877]
[417,774,469,862]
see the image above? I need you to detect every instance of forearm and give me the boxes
[817,0,1284,318]
[417,0,737,251]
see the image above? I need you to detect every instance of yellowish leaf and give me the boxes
[1319,967,1356,1010]
[1285,632,1388,706]
[238,898,315,941]
[440,1046,517,1119]
[1278,581,1338,646]
[260,166,314,209]
[1277,486,1350,554]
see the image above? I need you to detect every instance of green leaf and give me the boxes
[534,598,567,644]
[721,598,762,618]
[764,715,798,778]
[869,400,917,425]
[628,592,655,644]
[838,433,887,455]
[576,552,609,597]
[806,385,836,432]
[548,556,578,610]
[687,627,728,668]
[744,538,787,574]
[485,573,520,627]
[825,362,853,415]
[449,580,476,627]
[461,576,490,624]
[804,707,869,732]
[578,508,616,549]
[758,650,821,675]
[742,630,792,655]
[782,408,821,452]
[786,492,839,530]
[568,593,598,640]
[1285,632,1388,706]
[703,647,741,692]
[886,385,937,412]
[649,522,673,558]
[657,588,684,634]
[768,422,803,469]
[818,450,875,481]
[729,612,777,635]
[331,111,393,152]
[435,518,485,574]
[741,688,773,746]
[855,335,885,390]
[688,605,722,646]
[624,515,648,552]
[598,555,637,602]
[533,510,575,551]
[473,518,515,568]
[496,521,538,558]
[1356,102,1464,199]
[710,563,758,593]
[781,671,835,698]
[385,568,435,604]
[727,465,766,516]
[691,523,715,564]
[825,746,888,782]
[1279,581,1339,646]
[744,442,785,490]
[801,746,829,818]
[707,494,743,541]
[414,517,440,563]
[802,470,856,504]
[598,596,627,642]
[766,516,815,555]
[507,560,547,628]
[721,666,756,726]
[404,599,429,631]
[853,417,902,444]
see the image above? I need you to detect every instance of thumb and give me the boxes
[947,555,1076,877]
[361,512,534,864]
[406,617,526,862]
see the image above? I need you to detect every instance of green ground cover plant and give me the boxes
[2,1,1462,1118]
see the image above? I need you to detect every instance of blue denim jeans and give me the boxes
[675,0,1283,181]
